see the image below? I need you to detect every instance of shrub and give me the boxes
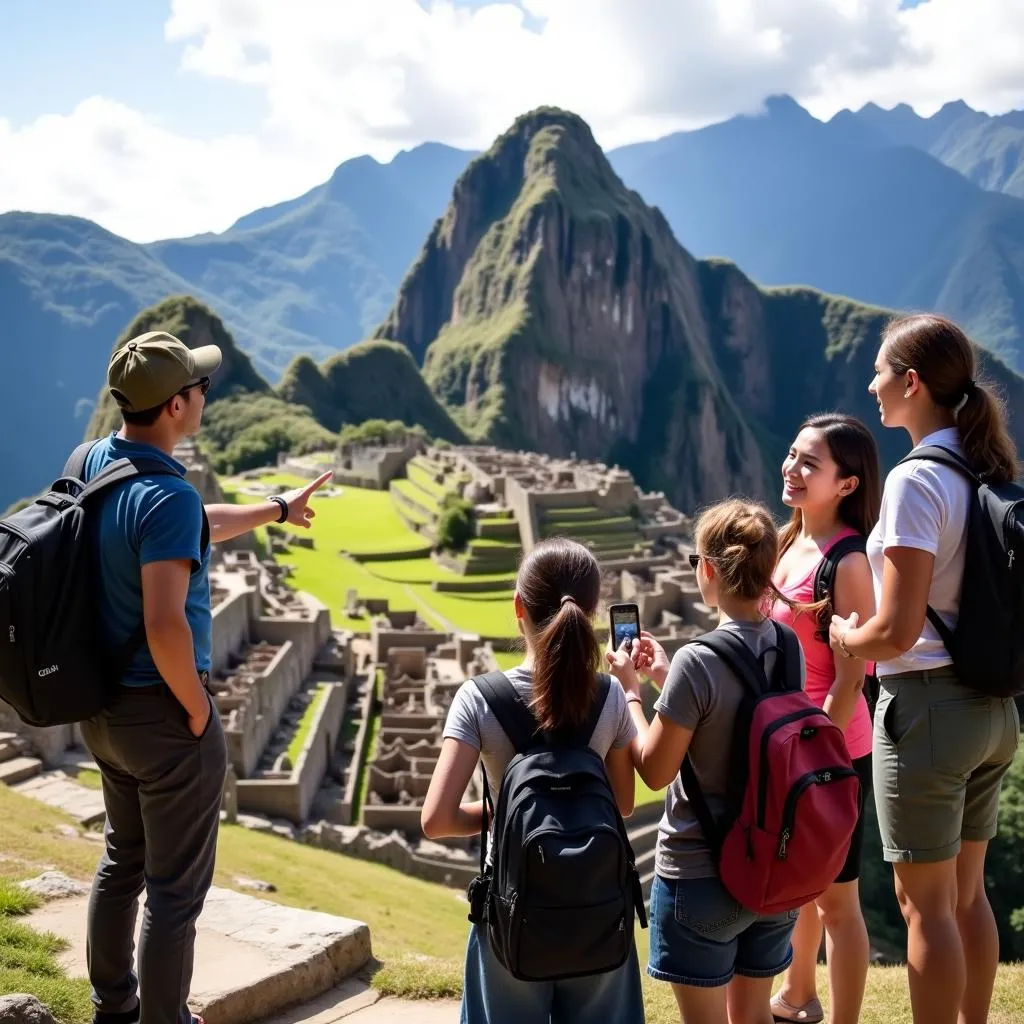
[435,494,475,552]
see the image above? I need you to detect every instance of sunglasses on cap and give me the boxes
[178,376,211,397]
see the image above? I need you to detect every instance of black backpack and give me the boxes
[0,441,208,727]
[465,670,647,982]
[812,534,880,716]
[898,445,1024,697]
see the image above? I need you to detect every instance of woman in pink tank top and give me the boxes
[769,414,881,1024]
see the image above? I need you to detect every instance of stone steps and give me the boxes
[0,754,43,785]
[10,769,106,826]
[0,731,29,762]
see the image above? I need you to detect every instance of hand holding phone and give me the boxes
[609,603,641,655]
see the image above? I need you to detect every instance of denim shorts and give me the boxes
[461,923,645,1024]
[647,874,797,988]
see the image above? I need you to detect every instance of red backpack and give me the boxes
[680,623,861,915]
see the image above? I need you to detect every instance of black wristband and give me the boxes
[269,495,288,524]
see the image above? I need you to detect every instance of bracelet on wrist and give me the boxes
[624,695,643,707]
[269,495,288,524]
[839,630,854,659]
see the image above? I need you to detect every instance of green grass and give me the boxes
[72,769,102,791]
[2,788,1023,1023]
[223,473,520,635]
[635,775,667,808]
[405,460,450,499]
[0,876,91,1024]
[225,475,426,556]
[492,650,524,671]
[286,683,331,765]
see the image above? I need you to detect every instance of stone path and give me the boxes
[261,981,458,1023]
[9,769,107,827]
[24,885,372,1024]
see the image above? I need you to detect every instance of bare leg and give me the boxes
[727,974,776,1024]
[817,881,869,1024]
[671,982,729,1024]
[955,840,999,1024]
[773,903,822,1010]
[893,859,963,1024]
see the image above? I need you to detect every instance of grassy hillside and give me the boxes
[2,785,1023,1024]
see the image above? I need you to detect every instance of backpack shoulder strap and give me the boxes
[62,440,100,483]
[472,671,538,754]
[79,457,211,562]
[899,444,980,485]
[896,445,976,647]
[576,673,612,746]
[812,535,868,605]
[811,535,867,642]
[691,627,772,699]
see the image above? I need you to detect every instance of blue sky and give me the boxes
[1,0,1019,242]
[0,0,261,134]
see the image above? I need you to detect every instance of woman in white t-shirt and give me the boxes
[421,537,644,1024]
[827,314,1020,1024]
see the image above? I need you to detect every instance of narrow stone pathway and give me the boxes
[261,980,458,1023]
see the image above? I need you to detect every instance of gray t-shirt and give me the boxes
[443,665,637,800]
[653,619,805,880]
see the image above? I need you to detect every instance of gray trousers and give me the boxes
[80,685,227,1024]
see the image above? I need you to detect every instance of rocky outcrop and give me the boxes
[377,109,772,506]
[376,107,1024,507]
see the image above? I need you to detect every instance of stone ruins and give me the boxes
[1,441,718,898]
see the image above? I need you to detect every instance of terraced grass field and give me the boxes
[221,473,521,637]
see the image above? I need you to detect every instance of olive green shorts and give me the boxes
[874,668,1020,864]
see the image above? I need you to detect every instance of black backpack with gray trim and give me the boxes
[465,670,647,982]
[0,441,208,726]
[898,444,1024,697]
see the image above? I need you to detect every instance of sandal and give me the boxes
[771,994,824,1023]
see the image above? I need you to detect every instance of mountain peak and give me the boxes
[933,99,976,120]
[761,94,813,121]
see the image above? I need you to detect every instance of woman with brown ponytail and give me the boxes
[828,314,1021,1024]
[422,537,644,1024]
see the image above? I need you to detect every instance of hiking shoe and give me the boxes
[93,1010,140,1024]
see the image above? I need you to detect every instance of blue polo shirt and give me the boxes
[85,433,213,686]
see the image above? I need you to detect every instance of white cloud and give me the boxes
[2,0,1024,241]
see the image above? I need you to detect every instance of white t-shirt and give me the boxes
[866,427,970,676]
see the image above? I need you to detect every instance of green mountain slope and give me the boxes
[0,145,474,508]
[83,296,462,475]
[377,107,1024,511]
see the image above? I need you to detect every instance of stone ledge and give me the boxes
[24,885,372,1024]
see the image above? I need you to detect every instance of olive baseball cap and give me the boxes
[107,331,222,413]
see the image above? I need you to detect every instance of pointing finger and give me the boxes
[304,471,333,495]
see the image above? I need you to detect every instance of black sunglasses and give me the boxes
[688,554,701,570]
[179,376,211,397]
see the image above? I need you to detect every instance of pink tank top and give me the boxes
[771,527,873,760]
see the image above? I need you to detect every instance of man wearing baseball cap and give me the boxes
[77,331,331,1024]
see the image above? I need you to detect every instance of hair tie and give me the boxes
[559,595,577,607]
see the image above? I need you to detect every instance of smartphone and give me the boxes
[609,603,641,653]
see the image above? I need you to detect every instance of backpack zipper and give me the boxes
[776,765,858,859]
[756,707,825,828]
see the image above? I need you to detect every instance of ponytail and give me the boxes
[956,382,1019,486]
[531,596,599,732]
[516,538,602,733]
[883,314,1020,485]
